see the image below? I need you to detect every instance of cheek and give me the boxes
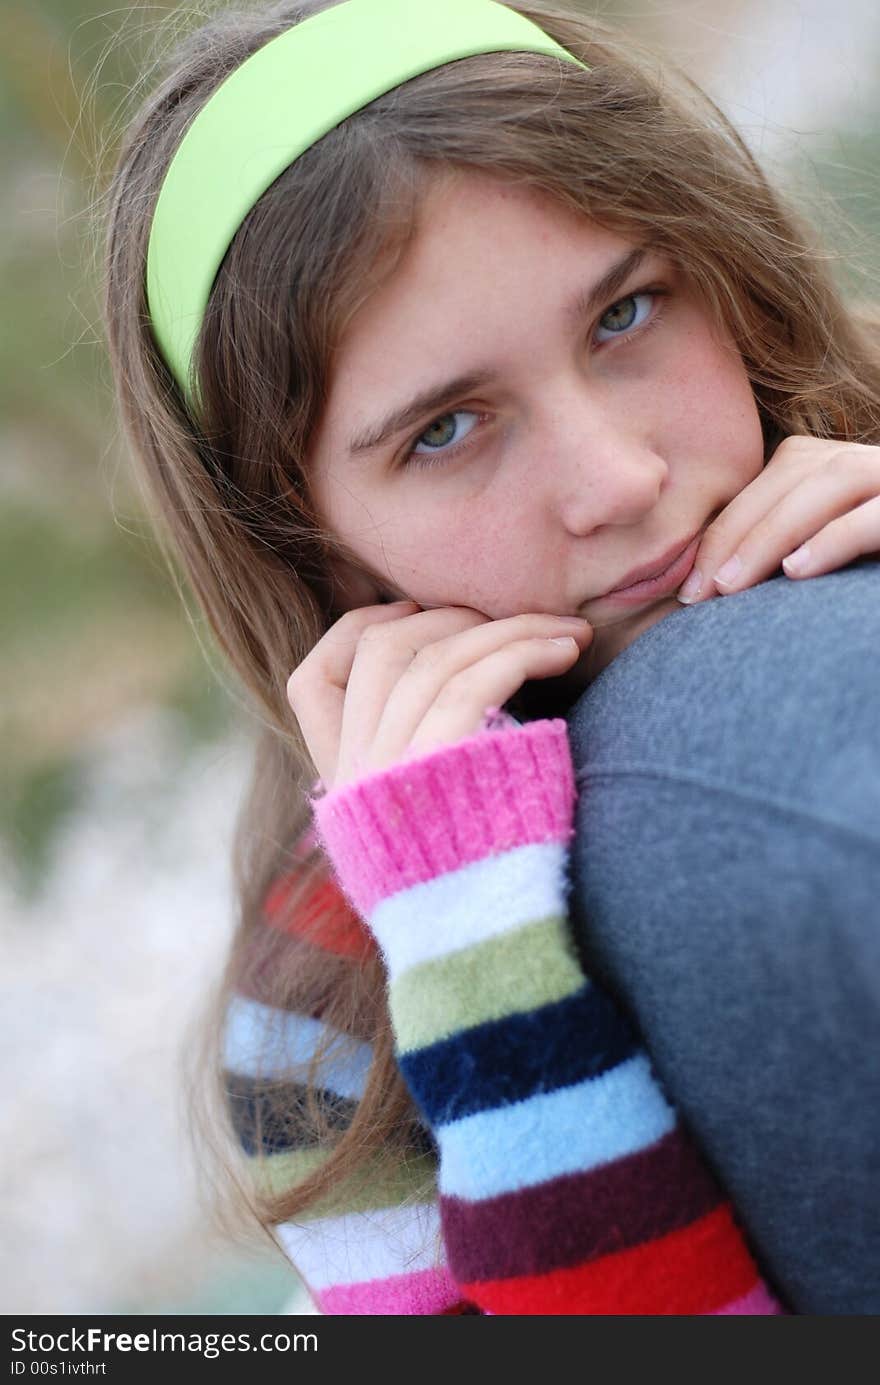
[318,476,476,581]
[659,332,764,485]
[381,491,541,615]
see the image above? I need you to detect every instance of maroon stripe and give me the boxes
[441,1124,724,1283]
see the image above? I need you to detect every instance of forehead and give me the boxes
[352,169,631,330]
[318,170,637,422]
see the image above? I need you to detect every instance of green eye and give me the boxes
[595,291,656,343]
[409,410,481,466]
[600,297,638,332]
[418,415,458,448]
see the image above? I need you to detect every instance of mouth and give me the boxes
[596,532,701,607]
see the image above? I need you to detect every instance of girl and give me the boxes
[102,0,880,1313]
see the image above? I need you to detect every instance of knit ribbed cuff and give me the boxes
[310,719,575,918]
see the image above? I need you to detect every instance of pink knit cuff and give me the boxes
[307,707,519,801]
[310,718,574,917]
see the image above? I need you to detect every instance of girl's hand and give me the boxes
[677,435,880,604]
[286,603,593,792]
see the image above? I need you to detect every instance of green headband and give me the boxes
[145,0,588,410]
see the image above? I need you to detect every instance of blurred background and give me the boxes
[2,0,878,1315]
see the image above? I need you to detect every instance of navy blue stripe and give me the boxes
[398,983,638,1125]
[222,1070,356,1156]
[223,1071,439,1160]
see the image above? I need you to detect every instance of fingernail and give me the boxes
[480,706,521,731]
[676,568,703,604]
[548,636,578,647]
[714,554,743,588]
[782,543,811,576]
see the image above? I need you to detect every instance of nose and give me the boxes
[535,385,668,533]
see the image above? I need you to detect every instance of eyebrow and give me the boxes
[347,244,652,456]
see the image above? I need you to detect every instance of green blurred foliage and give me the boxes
[2,3,240,885]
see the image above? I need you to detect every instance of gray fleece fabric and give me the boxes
[566,559,880,1315]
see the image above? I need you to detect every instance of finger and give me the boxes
[677,464,806,605]
[337,610,591,786]
[337,634,585,784]
[781,495,880,579]
[337,606,492,781]
[709,459,880,596]
[286,600,420,783]
[684,454,875,601]
[410,635,587,755]
[364,612,593,767]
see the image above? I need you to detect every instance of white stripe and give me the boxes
[370,840,568,977]
[437,1053,677,1201]
[277,1201,444,1289]
[223,995,371,1100]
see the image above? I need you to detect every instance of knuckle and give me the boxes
[358,621,392,649]
[818,453,840,480]
[333,606,363,627]
[824,449,873,487]
[407,644,442,675]
[327,607,370,640]
[775,434,801,456]
[820,445,848,469]
[343,602,408,640]
[778,433,813,455]
[770,437,811,472]
[286,665,306,701]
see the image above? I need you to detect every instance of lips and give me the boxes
[587,532,702,610]
[603,532,701,596]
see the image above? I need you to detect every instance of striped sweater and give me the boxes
[222,715,783,1314]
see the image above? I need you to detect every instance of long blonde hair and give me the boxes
[100,0,880,1242]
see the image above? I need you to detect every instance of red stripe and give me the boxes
[264,870,374,959]
[461,1203,760,1315]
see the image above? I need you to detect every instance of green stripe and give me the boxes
[249,1145,438,1220]
[391,915,583,1053]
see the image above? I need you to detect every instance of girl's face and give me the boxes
[308,170,765,686]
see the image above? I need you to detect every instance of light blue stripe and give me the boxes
[223,994,372,1101]
[436,1052,676,1201]
[370,840,568,978]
